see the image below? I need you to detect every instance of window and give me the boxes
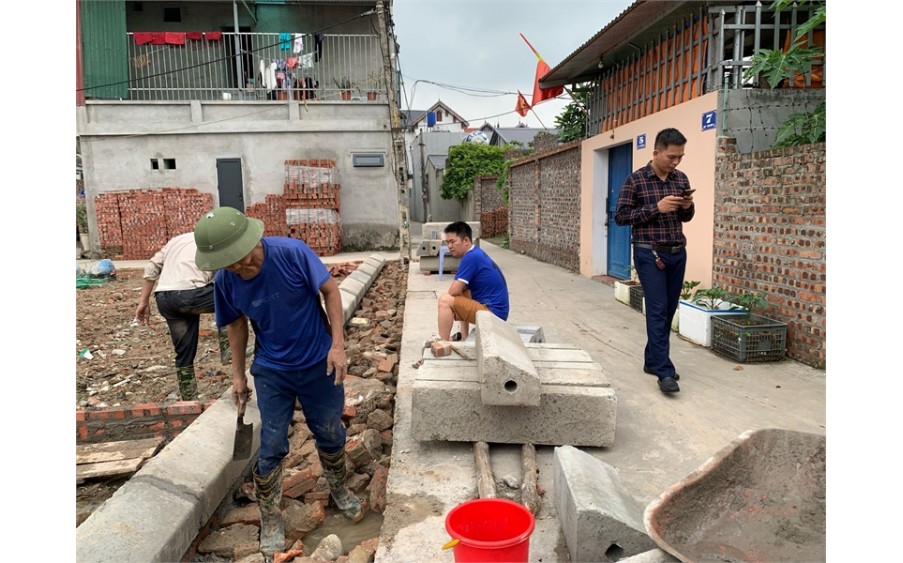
[164,158,177,170]
[150,159,159,170]
[352,154,385,168]
[436,110,443,122]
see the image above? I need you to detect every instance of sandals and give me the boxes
[451,332,463,342]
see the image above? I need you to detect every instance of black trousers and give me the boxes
[154,285,216,369]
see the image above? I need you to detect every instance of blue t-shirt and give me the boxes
[213,237,332,370]
[455,246,509,320]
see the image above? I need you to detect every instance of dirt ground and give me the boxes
[75,260,401,529]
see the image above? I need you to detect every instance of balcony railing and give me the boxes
[125,32,384,101]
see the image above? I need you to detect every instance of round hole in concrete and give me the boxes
[504,380,518,393]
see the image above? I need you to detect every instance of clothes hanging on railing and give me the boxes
[294,34,304,54]
[260,60,277,92]
[314,34,324,61]
[279,33,292,50]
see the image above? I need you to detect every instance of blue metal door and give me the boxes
[606,143,633,279]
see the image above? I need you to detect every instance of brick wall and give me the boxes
[507,141,582,272]
[474,175,506,216]
[76,400,215,444]
[713,138,826,369]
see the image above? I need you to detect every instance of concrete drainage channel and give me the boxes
[75,255,390,562]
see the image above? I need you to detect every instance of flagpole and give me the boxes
[529,106,548,129]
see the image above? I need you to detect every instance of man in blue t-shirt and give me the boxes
[437,221,509,342]
[193,207,363,559]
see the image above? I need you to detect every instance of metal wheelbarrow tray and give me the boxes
[644,428,826,562]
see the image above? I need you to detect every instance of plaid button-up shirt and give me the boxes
[615,162,695,246]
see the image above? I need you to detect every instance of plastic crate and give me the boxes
[711,314,787,363]
[628,284,645,313]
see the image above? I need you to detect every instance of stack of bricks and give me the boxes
[94,188,213,259]
[283,159,343,256]
[480,207,509,237]
[245,194,288,237]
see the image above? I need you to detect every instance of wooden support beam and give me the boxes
[520,443,541,515]
[473,441,496,499]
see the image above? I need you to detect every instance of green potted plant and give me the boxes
[711,291,787,362]
[333,77,353,101]
[671,280,701,332]
[677,285,746,347]
[365,70,384,101]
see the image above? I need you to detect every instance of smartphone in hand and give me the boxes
[681,188,696,198]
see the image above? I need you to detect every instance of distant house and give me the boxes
[402,101,470,223]
[477,122,559,148]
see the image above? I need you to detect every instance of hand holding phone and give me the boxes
[682,188,696,198]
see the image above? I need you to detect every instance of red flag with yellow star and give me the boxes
[515,90,531,117]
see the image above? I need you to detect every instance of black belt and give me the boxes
[634,243,685,254]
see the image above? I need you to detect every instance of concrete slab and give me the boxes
[411,361,616,446]
[419,254,460,274]
[554,445,658,562]
[474,310,541,407]
[421,221,481,243]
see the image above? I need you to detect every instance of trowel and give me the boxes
[232,394,253,460]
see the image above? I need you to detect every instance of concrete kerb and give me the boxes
[75,253,389,562]
[76,385,261,562]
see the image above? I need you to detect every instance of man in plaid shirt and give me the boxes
[615,128,695,394]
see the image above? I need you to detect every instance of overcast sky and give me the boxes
[392,0,634,130]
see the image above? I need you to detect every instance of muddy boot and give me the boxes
[318,448,365,522]
[176,366,198,400]
[217,328,231,365]
[253,462,285,561]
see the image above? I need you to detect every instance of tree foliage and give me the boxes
[555,86,588,143]
[743,0,826,147]
[440,142,507,202]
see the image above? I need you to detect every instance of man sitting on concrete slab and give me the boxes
[437,221,509,342]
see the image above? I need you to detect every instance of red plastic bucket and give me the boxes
[444,498,535,562]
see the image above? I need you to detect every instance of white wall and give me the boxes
[77,99,400,248]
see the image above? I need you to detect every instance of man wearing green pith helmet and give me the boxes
[193,207,364,561]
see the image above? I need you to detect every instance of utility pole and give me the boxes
[376,1,411,264]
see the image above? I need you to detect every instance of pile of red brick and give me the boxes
[480,206,509,237]
[94,159,344,259]
[95,188,214,259]
[245,159,343,256]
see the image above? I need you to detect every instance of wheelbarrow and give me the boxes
[644,428,826,562]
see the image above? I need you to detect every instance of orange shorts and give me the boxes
[451,290,489,325]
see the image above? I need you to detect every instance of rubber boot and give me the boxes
[176,366,198,400]
[217,328,231,365]
[253,462,285,561]
[318,448,365,522]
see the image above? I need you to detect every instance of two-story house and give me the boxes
[77,0,405,259]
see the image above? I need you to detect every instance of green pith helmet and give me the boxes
[194,207,264,271]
